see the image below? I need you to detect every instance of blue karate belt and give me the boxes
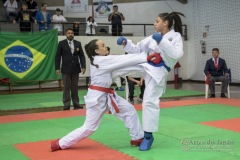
[148,61,171,72]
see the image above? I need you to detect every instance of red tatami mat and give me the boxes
[0,110,86,124]
[200,118,240,133]
[161,99,208,108]
[15,138,134,160]
[198,98,240,107]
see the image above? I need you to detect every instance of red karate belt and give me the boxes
[89,85,120,113]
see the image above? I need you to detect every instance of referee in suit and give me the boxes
[55,28,86,110]
[204,48,229,98]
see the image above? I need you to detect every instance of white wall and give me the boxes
[190,0,240,83]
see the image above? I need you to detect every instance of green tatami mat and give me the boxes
[0,104,239,160]
[112,87,204,98]
[0,88,204,110]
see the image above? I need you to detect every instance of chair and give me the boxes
[205,73,230,98]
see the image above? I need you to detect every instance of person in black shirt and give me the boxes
[108,5,125,36]
[13,2,36,32]
[27,0,38,17]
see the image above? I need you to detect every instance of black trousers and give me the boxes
[128,78,145,100]
[111,25,122,36]
[62,73,80,108]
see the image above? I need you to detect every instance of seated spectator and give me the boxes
[127,75,145,104]
[27,0,38,17]
[4,0,18,23]
[51,8,67,35]
[85,16,97,36]
[36,3,51,31]
[13,2,36,32]
[73,22,80,35]
[204,48,229,98]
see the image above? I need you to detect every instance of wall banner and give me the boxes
[93,0,113,18]
[65,0,89,13]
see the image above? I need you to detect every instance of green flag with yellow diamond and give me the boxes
[0,30,58,85]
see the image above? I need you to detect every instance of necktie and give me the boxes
[69,41,74,53]
[214,58,218,70]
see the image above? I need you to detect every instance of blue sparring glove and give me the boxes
[117,36,127,45]
[152,32,163,44]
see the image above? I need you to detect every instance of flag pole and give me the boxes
[92,0,94,17]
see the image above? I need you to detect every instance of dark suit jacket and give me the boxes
[55,39,86,74]
[204,57,228,77]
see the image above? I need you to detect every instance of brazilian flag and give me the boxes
[0,30,59,85]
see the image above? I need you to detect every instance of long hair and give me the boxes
[158,12,185,35]
[84,39,99,68]
[87,16,95,23]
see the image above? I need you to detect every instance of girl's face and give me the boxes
[95,40,108,56]
[154,16,168,33]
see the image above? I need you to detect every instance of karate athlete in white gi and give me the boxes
[51,39,162,152]
[115,12,185,151]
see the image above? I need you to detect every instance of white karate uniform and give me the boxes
[59,53,147,149]
[113,29,184,132]
[85,21,98,35]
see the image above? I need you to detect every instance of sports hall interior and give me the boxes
[0,0,239,160]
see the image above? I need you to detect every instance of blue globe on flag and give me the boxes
[4,46,33,73]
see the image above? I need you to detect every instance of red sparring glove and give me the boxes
[147,53,162,64]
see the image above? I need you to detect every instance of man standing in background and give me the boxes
[55,28,86,110]
[108,5,125,36]
[51,8,67,35]
[36,3,51,31]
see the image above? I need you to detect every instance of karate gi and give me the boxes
[59,53,147,149]
[113,30,184,132]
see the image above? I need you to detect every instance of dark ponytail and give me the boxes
[158,12,185,35]
[84,39,99,68]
